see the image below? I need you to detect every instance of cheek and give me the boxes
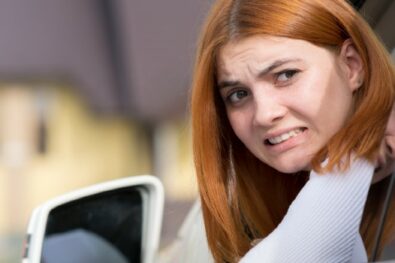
[286,74,329,116]
[227,111,252,141]
[309,79,352,126]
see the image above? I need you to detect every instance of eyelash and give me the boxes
[225,89,249,105]
[274,69,300,85]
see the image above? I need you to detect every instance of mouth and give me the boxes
[264,127,307,146]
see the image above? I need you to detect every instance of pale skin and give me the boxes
[217,35,363,174]
[217,35,394,182]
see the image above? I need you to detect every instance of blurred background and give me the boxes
[0,0,394,262]
[0,0,211,261]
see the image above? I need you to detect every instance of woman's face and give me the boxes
[217,36,362,173]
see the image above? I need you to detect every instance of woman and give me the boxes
[190,0,395,262]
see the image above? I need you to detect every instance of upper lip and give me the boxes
[263,127,306,141]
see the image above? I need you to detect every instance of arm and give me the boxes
[241,158,374,263]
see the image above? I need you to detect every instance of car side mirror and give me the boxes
[22,175,164,263]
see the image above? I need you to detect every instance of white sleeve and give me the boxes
[240,158,374,263]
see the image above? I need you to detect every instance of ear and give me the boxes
[339,39,364,92]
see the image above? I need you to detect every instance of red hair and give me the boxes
[191,0,395,262]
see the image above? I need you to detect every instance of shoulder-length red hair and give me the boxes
[191,0,395,262]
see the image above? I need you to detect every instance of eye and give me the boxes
[226,89,249,104]
[275,69,300,84]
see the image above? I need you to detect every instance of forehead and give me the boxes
[216,36,334,78]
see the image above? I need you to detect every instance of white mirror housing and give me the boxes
[22,175,164,263]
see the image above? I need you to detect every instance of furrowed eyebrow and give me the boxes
[217,58,301,89]
[217,80,241,90]
[257,58,302,78]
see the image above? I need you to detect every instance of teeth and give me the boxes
[268,128,303,145]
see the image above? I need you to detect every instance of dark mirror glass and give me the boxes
[41,186,143,263]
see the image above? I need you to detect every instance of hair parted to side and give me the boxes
[191,0,395,262]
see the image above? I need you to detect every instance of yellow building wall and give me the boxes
[0,83,151,234]
[154,121,197,200]
[0,82,198,262]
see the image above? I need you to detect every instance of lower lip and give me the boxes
[265,129,308,154]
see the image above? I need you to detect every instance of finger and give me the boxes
[385,135,395,159]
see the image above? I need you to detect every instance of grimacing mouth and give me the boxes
[264,127,307,146]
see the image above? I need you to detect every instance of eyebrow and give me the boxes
[217,58,302,89]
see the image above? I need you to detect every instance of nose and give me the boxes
[252,94,287,127]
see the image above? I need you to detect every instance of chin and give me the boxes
[269,159,311,174]
[274,166,305,174]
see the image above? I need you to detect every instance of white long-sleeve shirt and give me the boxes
[241,158,374,262]
[162,158,373,263]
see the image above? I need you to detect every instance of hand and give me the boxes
[372,107,395,184]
